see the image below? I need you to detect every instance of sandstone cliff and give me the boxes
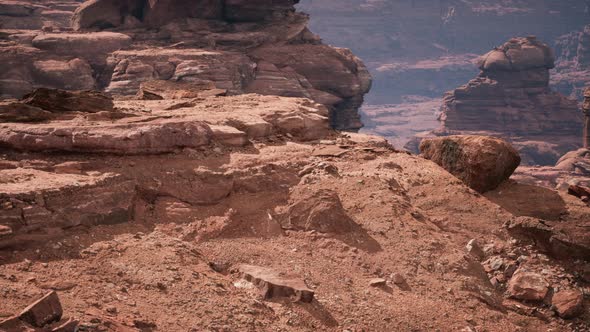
[0,0,371,130]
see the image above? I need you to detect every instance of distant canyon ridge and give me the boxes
[299,0,590,163]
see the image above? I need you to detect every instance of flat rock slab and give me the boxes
[18,291,62,327]
[238,264,315,303]
[0,120,212,154]
[31,32,132,56]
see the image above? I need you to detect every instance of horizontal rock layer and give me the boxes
[0,0,370,131]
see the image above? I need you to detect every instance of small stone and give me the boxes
[507,272,549,301]
[504,262,518,278]
[465,239,485,260]
[18,291,63,327]
[486,256,504,272]
[369,278,387,287]
[391,273,406,285]
[51,318,78,332]
[0,225,13,238]
[105,306,117,314]
[552,290,584,319]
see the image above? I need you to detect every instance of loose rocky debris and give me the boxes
[505,216,590,260]
[0,16,589,331]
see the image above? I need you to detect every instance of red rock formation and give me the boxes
[0,0,370,130]
[438,37,582,165]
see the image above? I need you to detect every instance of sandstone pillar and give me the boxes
[584,88,590,148]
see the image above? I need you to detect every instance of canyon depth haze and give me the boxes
[0,1,589,331]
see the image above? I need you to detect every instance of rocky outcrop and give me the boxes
[506,216,590,261]
[0,0,370,131]
[438,37,582,165]
[21,88,114,113]
[420,135,521,193]
[0,93,331,154]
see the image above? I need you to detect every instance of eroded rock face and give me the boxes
[439,37,582,165]
[71,0,300,30]
[506,216,590,261]
[420,135,521,193]
[0,0,370,131]
[21,88,114,114]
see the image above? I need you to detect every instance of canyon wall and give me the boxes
[0,0,371,130]
[298,0,590,155]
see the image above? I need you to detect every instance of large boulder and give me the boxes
[478,36,555,72]
[420,135,521,193]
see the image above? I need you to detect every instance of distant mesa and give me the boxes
[436,37,582,165]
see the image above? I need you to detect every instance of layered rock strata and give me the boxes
[0,0,371,130]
